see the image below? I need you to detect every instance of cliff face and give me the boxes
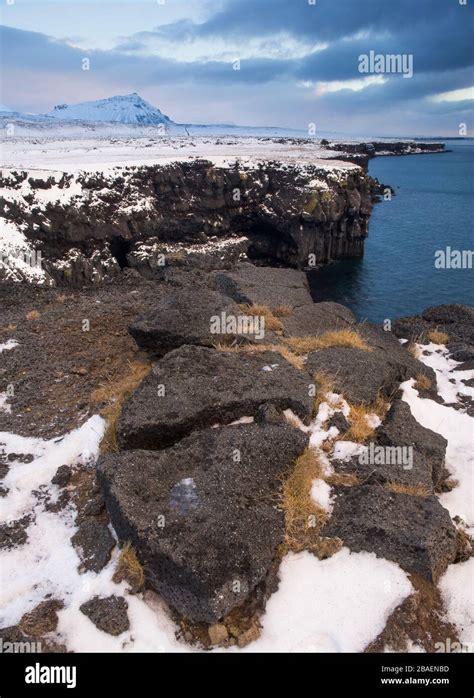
[0,160,379,285]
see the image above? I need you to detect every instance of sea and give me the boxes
[308,141,474,323]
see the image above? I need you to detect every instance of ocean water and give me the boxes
[308,141,474,322]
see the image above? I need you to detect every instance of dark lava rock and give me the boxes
[305,323,434,406]
[323,485,457,582]
[19,599,64,637]
[306,346,400,404]
[211,263,313,309]
[80,595,129,636]
[80,493,105,519]
[326,411,350,433]
[98,423,307,623]
[129,287,264,357]
[255,403,284,425]
[117,345,314,450]
[358,324,435,383]
[375,400,447,489]
[0,625,42,652]
[51,464,72,487]
[282,302,356,337]
[393,304,474,346]
[0,516,31,550]
[71,519,114,573]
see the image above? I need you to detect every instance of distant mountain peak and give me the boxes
[47,93,175,126]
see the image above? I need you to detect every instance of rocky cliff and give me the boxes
[1,159,380,285]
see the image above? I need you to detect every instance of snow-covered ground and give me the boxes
[0,338,472,652]
[0,134,356,172]
[402,343,474,647]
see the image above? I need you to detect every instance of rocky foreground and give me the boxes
[1,261,471,651]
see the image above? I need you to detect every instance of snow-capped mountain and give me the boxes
[47,93,175,126]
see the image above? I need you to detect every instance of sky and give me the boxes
[1,0,473,136]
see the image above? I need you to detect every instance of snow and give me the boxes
[401,345,474,528]
[0,339,18,353]
[0,219,47,284]
[238,549,412,653]
[0,135,360,173]
[420,342,474,404]
[438,558,474,648]
[311,479,334,513]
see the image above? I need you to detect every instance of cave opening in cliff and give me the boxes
[246,224,299,268]
[110,236,131,270]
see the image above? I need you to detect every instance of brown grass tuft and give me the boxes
[26,310,40,321]
[113,542,145,592]
[427,329,449,345]
[281,449,329,553]
[311,371,335,416]
[385,482,431,497]
[273,305,293,317]
[414,373,433,391]
[344,397,388,443]
[407,343,421,359]
[90,358,150,452]
[215,341,304,370]
[326,472,361,487]
[284,329,371,356]
[238,303,284,335]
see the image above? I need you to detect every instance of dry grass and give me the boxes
[113,542,145,592]
[281,449,331,553]
[215,341,304,370]
[26,310,40,321]
[90,358,150,452]
[284,412,303,430]
[326,472,361,487]
[284,329,371,356]
[273,305,293,317]
[312,371,335,416]
[427,329,449,345]
[238,304,284,335]
[407,343,421,359]
[385,482,431,497]
[414,373,433,391]
[343,397,388,443]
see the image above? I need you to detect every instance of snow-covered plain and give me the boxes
[0,133,357,172]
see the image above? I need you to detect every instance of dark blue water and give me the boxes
[308,142,474,322]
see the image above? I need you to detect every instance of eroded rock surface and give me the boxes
[323,485,457,582]
[117,345,314,450]
[98,423,307,623]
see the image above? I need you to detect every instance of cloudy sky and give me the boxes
[1,0,473,136]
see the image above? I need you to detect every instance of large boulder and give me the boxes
[393,304,474,346]
[128,287,269,356]
[98,423,307,623]
[282,302,356,337]
[375,400,447,488]
[358,323,435,383]
[210,263,313,309]
[117,345,314,450]
[323,485,457,582]
[306,346,400,404]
